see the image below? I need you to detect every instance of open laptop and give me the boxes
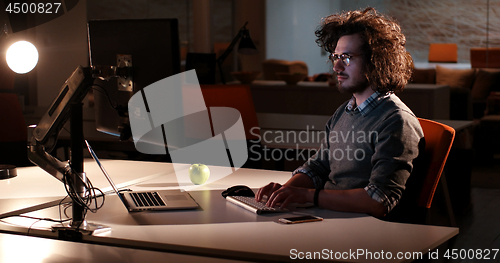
[85,140,199,212]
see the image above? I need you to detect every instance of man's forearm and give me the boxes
[318,188,386,217]
[284,172,315,189]
[281,173,386,217]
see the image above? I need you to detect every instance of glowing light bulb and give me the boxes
[6,41,39,74]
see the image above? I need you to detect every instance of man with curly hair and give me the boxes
[256,7,424,218]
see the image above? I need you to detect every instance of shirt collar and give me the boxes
[345,91,389,116]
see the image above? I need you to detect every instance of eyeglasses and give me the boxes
[330,53,363,66]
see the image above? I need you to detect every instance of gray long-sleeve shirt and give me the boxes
[293,92,424,212]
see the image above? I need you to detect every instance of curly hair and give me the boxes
[315,7,413,93]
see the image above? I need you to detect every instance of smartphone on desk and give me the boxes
[278,215,323,224]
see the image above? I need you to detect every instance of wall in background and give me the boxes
[386,0,500,63]
[33,0,88,107]
[87,0,234,52]
[266,0,500,73]
[87,0,265,79]
[26,0,500,106]
[32,0,236,107]
[234,0,266,72]
[266,0,340,76]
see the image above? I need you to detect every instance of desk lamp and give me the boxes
[6,40,38,74]
[216,22,258,84]
[1,24,39,74]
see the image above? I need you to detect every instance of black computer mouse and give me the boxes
[222,185,255,198]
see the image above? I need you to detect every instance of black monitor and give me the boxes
[87,19,181,139]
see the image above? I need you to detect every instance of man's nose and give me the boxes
[333,59,344,73]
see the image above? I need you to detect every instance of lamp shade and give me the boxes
[6,41,38,74]
[216,22,258,84]
[238,29,257,55]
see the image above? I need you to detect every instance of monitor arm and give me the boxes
[27,64,131,184]
[27,64,131,232]
[28,66,94,182]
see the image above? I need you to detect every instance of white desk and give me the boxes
[0,232,244,263]
[0,160,458,262]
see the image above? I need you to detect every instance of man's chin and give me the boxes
[337,83,353,94]
[338,88,349,94]
[337,82,369,94]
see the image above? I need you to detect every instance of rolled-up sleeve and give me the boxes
[292,125,333,189]
[368,111,423,212]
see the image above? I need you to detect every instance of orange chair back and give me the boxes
[428,43,458,63]
[198,84,260,140]
[470,47,500,68]
[415,118,455,208]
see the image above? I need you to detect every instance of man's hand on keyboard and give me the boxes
[255,182,282,202]
[256,182,314,209]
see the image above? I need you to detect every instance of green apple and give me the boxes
[189,164,210,185]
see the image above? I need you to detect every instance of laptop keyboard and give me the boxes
[226,196,287,214]
[130,192,166,207]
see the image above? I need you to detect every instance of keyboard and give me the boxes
[226,196,287,214]
[129,192,166,207]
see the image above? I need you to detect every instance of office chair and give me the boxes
[470,47,500,68]
[428,43,458,63]
[183,84,261,169]
[387,118,455,225]
[199,84,260,141]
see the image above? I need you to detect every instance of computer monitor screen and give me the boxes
[87,19,181,138]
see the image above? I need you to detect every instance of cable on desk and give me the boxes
[0,215,72,235]
[23,215,72,235]
[35,148,106,219]
[61,164,105,213]
[57,195,72,221]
